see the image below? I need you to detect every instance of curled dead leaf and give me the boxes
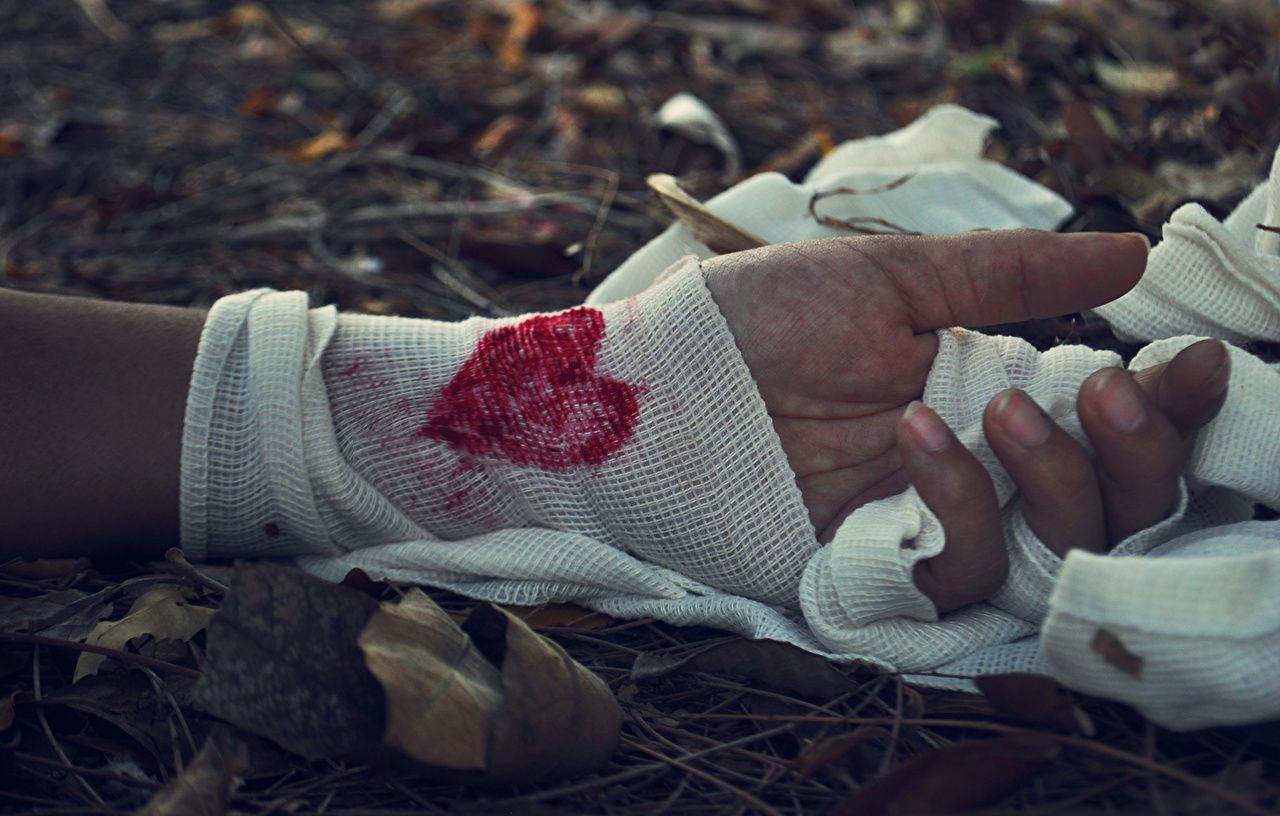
[975,673,1091,733]
[647,174,768,255]
[75,586,214,681]
[135,728,248,816]
[197,564,619,784]
[498,2,541,71]
[1094,59,1180,98]
[789,726,889,781]
[632,638,863,700]
[193,564,387,761]
[833,733,1060,816]
[361,591,621,784]
[287,130,352,163]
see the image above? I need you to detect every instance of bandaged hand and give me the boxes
[702,229,1151,608]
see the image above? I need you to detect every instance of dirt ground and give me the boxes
[2,0,1280,813]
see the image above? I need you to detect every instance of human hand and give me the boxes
[898,338,1230,612]
[702,230,1150,543]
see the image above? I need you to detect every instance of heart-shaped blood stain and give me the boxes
[417,307,642,471]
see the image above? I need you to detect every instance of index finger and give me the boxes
[850,230,1150,332]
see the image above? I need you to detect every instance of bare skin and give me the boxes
[0,288,205,558]
[0,229,1227,614]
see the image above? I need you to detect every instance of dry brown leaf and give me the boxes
[286,130,352,163]
[975,673,1089,732]
[499,2,541,71]
[193,564,386,761]
[632,638,863,700]
[789,726,889,780]
[1094,59,1180,98]
[832,733,1060,816]
[1062,98,1113,176]
[196,565,619,784]
[647,174,768,255]
[238,86,277,118]
[135,728,248,816]
[0,126,23,156]
[472,113,526,159]
[75,586,214,681]
[359,590,499,773]
[1091,628,1144,678]
[360,591,621,783]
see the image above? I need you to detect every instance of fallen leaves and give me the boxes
[1094,59,1181,99]
[196,563,620,784]
[832,733,1060,816]
[286,130,353,163]
[135,728,248,816]
[975,673,1091,733]
[646,174,767,254]
[75,586,215,681]
[632,638,864,700]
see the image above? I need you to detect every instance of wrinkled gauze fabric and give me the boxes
[182,260,821,609]
[1095,145,1280,344]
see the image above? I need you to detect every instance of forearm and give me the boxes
[0,288,205,560]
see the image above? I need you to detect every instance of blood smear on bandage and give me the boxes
[418,307,642,471]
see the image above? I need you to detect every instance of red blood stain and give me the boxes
[418,307,642,471]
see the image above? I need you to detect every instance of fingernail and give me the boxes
[904,401,951,454]
[1201,340,1230,397]
[1094,368,1147,433]
[995,390,1051,448]
[1127,232,1152,253]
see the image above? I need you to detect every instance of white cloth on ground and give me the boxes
[181,105,1280,731]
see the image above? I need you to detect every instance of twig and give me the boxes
[686,713,1273,816]
[624,738,785,816]
[575,167,619,285]
[0,631,202,679]
[164,547,230,594]
[139,663,199,758]
[498,723,796,805]
[32,645,108,806]
[396,227,513,317]
[72,0,129,42]
[13,751,163,788]
[866,674,904,781]
[258,0,368,93]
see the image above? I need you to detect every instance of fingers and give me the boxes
[1079,340,1230,542]
[850,230,1149,331]
[898,340,1230,612]
[1133,338,1230,437]
[984,390,1107,556]
[899,402,1008,613]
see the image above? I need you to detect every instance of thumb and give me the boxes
[849,230,1149,331]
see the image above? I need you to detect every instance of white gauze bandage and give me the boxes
[181,259,819,607]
